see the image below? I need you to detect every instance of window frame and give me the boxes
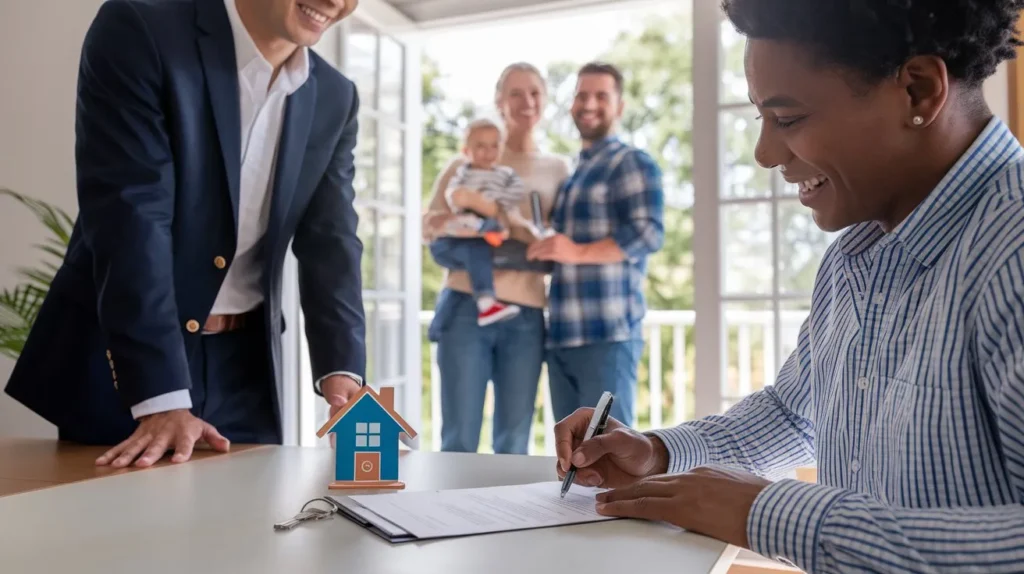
[282,11,423,448]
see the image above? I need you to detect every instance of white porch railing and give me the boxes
[417,309,807,455]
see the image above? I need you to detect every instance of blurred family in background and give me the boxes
[422,61,665,454]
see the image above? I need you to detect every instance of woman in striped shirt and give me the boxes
[554,1,1024,572]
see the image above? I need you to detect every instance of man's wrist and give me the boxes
[131,389,193,420]
[644,425,710,474]
[314,371,363,396]
[644,431,671,475]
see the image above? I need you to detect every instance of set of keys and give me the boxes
[274,497,341,531]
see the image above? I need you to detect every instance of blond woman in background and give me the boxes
[423,62,570,454]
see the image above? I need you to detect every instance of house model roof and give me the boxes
[315,385,417,439]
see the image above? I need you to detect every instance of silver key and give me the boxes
[274,507,334,531]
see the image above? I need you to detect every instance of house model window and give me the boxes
[355,422,381,447]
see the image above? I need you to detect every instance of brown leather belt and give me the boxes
[203,309,259,334]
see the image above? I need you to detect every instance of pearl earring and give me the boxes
[913,116,924,126]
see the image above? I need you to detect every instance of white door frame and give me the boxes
[281,0,423,446]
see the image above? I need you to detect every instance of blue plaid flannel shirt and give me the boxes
[547,136,665,349]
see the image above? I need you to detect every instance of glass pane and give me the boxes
[780,299,812,361]
[346,20,377,108]
[369,422,380,433]
[356,206,375,290]
[354,114,377,199]
[721,108,771,199]
[364,300,376,384]
[722,301,774,412]
[722,202,772,295]
[376,300,405,380]
[356,422,367,433]
[379,35,404,119]
[720,19,748,104]
[379,125,404,205]
[778,200,839,294]
[378,213,403,292]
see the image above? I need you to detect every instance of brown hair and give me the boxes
[577,61,624,96]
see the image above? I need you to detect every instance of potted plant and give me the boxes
[0,189,74,360]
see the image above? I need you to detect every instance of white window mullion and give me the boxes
[401,38,424,437]
[771,170,784,377]
[692,0,723,420]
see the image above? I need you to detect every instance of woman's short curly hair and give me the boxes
[722,0,1024,87]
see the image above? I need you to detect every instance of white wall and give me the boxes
[985,61,1011,124]
[0,0,105,437]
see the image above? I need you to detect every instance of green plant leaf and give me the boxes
[0,189,74,360]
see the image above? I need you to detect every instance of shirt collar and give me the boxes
[222,0,309,95]
[579,135,620,161]
[839,116,1023,266]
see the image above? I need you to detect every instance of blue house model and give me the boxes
[316,385,417,490]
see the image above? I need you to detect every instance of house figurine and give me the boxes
[316,385,417,490]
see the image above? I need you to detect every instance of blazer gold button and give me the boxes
[213,256,227,269]
[186,319,200,333]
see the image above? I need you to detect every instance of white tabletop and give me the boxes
[0,447,736,574]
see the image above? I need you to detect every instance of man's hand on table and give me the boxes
[95,409,230,468]
[595,466,771,549]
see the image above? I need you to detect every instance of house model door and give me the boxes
[355,452,381,481]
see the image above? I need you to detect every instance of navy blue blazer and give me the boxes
[4,0,366,444]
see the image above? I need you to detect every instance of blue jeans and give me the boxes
[546,340,644,427]
[429,218,503,299]
[428,289,544,454]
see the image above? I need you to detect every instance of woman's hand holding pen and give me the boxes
[554,408,770,550]
[553,408,669,489]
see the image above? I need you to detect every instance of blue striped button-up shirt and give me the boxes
[547,137,665,349]
[651,117,1024,573]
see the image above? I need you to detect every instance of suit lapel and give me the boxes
[267,73,317,247]
[196,0,241,236]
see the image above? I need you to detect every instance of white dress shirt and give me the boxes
[131,0,359,419]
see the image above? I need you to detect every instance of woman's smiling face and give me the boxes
[498,69,546,133]
[745,38,928,233]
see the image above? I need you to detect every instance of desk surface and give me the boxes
[0,445,736,574]
[0,438,260,495]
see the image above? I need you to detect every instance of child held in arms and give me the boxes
[429,118,531,326]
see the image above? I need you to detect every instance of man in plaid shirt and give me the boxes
[528,62,664,426]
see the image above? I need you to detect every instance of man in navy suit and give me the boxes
[4,0,367,468]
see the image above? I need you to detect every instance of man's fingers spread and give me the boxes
[96,438,132,465]
[171,432,198,463]
[112,435,151,468]
[136,435,173,468]
[202,423,231,452]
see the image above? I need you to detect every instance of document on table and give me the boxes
[330,481,618,542]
